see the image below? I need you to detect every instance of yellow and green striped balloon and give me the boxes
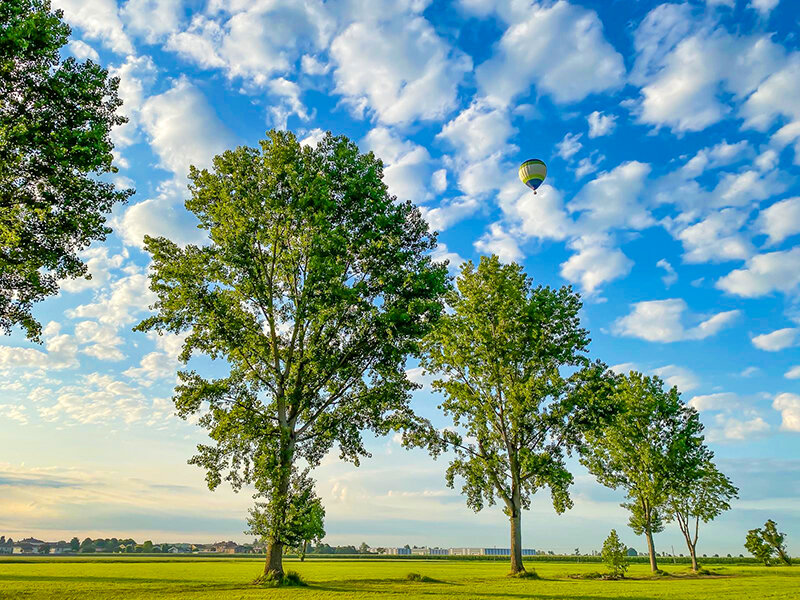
[518,159,547,194]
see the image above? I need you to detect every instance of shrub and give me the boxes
[406,572,435,582]
[602,530,629,578]
[254,570,307,587]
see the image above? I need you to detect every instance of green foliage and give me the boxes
[601,529,629,578]
[745,527,774,566]
[666,461,738,569]
[247,468,324,558]
[405,256,612,573]
[255,569,307,587]
[580,372,709,570]
[406,572,436,582]
[136,130,449,576]
[746,520,791,566]
[0,0,131,339]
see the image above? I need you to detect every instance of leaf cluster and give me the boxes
[0,0,131,339]
[136,130,449,494]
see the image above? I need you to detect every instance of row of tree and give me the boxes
[0,2,788,584]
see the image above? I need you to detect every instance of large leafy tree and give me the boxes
[407,256,614,575]
[581,372,708,572]
[1,0,130,339]
[666,461,738,571]
[136,130,449,580]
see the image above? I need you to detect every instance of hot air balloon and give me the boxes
[518,159,547,194]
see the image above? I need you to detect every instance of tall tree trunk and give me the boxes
[644,526,659,572]
[263,432,294,580]
[509,485,525,574]
[264,540,285,578]
[300,540,307,562]
[689,544,698,572]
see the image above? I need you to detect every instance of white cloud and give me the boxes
[474,223,523,263]
[121,0,184,43]
[560,236,633,295]
[67,271,157,328]
[740,55,800,131]
[331,17,471,124]
[570,161,653,233]
[430,243,465,275]
[652,364,700,392]
[632,5,786,133]
[741,366,762,377]
[432,169,447,193]
[709,414,770,442]
[612,298,740,342]
[772,393,800,432]
[475,1,624,105]
[656,259,677,287]
[53,0,133,54]
[751,328,799,351]
[750,0,780,16]
[0,322,78,372]
[681,140,752,178]
[689,391,770,442]
[710,168,785,208]
[587,111,616,138]
[689,392,739,412]
[756,197,800,245]
[140,77,235,179]
[74,321,126,362]
[266,77,310,129]
[672,208,753,264]
[556,133,583,160]
[38,373,168,426]
[364,128,432,203]
[115,181,208,249]
[299,128,326,148]
[67,40,99,62]
[0,404,27,425]
[301,54,329,75]
[420,196,481,233]
[785,366,800,379]
[573,154,604,179]
[168,1,332,86]
[716,248,800,297]
[437,100,516,162]
[60,247,127,294]
[498,184,573,242]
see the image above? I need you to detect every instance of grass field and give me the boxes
[0,557,798,599]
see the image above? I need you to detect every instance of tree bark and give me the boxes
[300,540,307,562]
[689,544,698,572]
[644,526,659,572]
[264,540,285,578]
[509,485,525,574]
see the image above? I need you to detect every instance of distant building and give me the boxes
[450,547,536,556]
[212,541,240,554]
[0,543,13,555]
[626,547,638,557]
[382,547,411,555]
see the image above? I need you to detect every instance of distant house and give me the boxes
[167,546,190,554]
[626,547,638,557]
[212,541,240,554]
[50,542,73,555]
[382,547,411,555]
[0,543,13,555]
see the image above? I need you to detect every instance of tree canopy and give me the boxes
[666,460,738,571]
[581,372,708,572]
[136,130,449,580]
[0,0,131,340]
[406,255,614,574]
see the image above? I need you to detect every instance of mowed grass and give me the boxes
[0,557,798,599]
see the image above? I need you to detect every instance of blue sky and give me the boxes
[1,0,799,555]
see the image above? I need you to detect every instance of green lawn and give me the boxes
[0,557,797,599]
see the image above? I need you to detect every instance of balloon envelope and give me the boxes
[519,159,547,192]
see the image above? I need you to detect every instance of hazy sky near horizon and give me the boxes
[2,0,800,555]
